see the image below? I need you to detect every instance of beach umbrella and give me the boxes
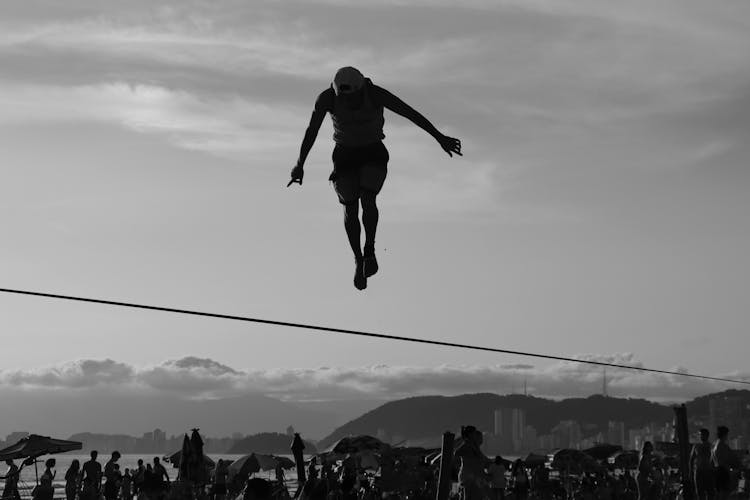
[0,434,82,460]
[190,428,205,457]
[227,453,261,480]
[273,456,296,470]
[608,450,639,469]
[524,452,548,467]
[165,449,216,469]
[548,448,595,472]
[178,434,192,480]
[326,435,390,455]
[227,453,295,480]
[584,444,623,461]
[0,434,82,484]
[254,454,295,471]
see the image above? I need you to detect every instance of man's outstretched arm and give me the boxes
[289,106,326,186]
[376,85,462,157]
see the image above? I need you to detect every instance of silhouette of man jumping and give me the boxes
[289,66,462,290]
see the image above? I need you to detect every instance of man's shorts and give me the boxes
[714,466,731,492]
[330,141,388,204]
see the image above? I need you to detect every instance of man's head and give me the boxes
[699,428,709,442]
[153,457,160,465]
[332,67,364,96]
[112,451,121,461]
[91,451,98,460]
[137,459,143,467]
[717,425,729,440]
[5,459,13,466]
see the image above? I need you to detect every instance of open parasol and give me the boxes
[0,435,82,461]
[0,434,82,484]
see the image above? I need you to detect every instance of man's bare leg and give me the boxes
[361,190,379,277]
[344,201,366,290]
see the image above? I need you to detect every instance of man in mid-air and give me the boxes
[289,66,462,290]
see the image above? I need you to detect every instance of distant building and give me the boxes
[153,429,166,452]
[608,421,626,447]
[551,420,582,449]
[232,432,245,440]
[522,425,538,451]
[537,434,555,450]
[494,408,526,451]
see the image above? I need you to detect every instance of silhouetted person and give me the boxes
[712,426,739,500]
[152,457,170,499]
[143,463,155,499]
[511,460,529,500]
[64,459,80,500]
[488,456,507,500]
[244,477,272,500]
[133,459,145,496]
[454,425,490,500]
[122,468,133,500]
[289,66,462,290]
[691,428,715,500]
[104,451,121,500]
[636,441,655,500]
[1,459,23,500]
[307,457,318,481]
[33,458,56,500]
[82,450,102,500]
[214,459,228,500]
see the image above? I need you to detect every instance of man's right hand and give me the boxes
[287,165,304,187]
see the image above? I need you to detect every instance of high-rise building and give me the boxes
[494,408,525,441]
[494,408,526,451]
[153,429,166,452]
[523,425,538,451]
[607,421,626,447]
[551,421,582,449]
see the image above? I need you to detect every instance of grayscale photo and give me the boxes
[0,1,748,500]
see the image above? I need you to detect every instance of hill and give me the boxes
[685,389,750,417]
[318,393,673,448]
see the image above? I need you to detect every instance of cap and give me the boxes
[332,66,364,96]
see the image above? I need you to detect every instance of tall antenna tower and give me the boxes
[603,367,608,397]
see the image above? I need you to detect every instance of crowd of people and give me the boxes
[1,451,171,500]
[451,424,747,500]
[0,425,747,500]
[298,425,748,500]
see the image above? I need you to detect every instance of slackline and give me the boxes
[0,287,748,386]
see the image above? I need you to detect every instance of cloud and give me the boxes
[139,357,245,395]
[1,0,749,225]
[2,359,135,388]
[0,81,301,161]
[1,355,745,403]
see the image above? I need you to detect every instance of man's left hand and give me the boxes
[439,135,462,157]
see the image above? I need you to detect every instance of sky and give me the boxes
[1,0,749,417]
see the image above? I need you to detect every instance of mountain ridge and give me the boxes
[318,389,750,448]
